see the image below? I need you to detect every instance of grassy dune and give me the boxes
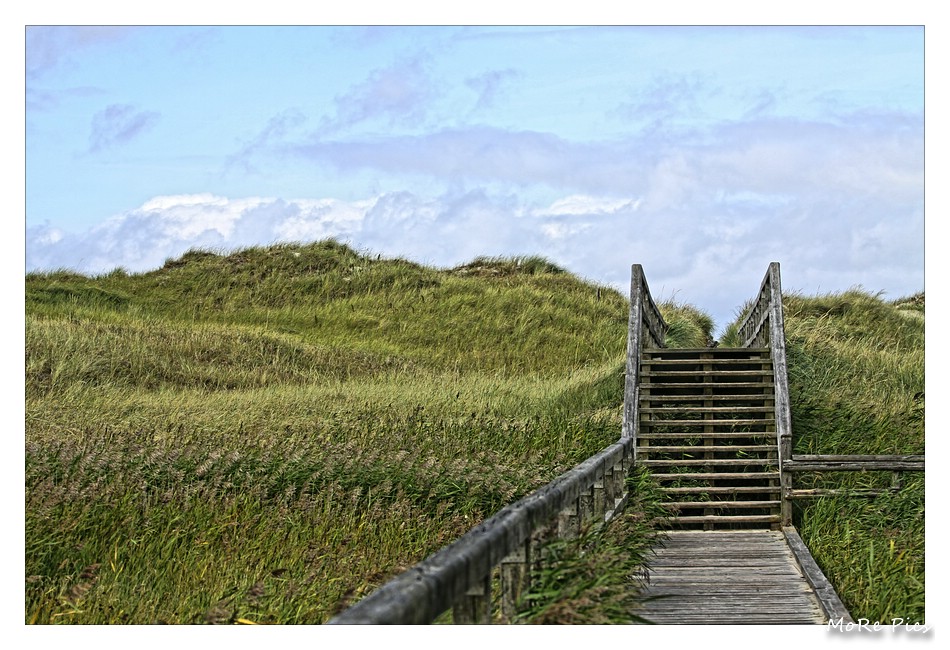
[26,241,647,624]
[25,242,923,624]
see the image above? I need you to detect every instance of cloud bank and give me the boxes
[26,174,923,331]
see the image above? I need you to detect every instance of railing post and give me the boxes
[453,573,492,624]
[623,265,646,441]
[767,263,794,527]
[500,540,531,621]
[592,477,606,521]
[578,484,594,524]
[557,499,580,539]
[735,262,794,529]
[624,264,666,450]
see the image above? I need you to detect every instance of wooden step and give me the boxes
[661,514,781,524]
[641,407,775,416]
[642,356,772,363]
[638,432,776,440]
[640,418,774,427]
[637,445,776,453]
[641,347,770,357]
[663,501,781,509]
[661,486,782,495]
[641,370,773,378]
[638,348,780,530]
[642,382,774,390]
[651,472,780,481]
[641,459,778,468]
[641,362,772,371]
[640,393,774,403]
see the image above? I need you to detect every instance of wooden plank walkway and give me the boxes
[633,530,826,624]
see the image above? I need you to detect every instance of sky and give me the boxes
[22,21,927,332]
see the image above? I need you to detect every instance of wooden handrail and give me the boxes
[783,526,853,623]
[785,454,925,472]
[785,454,923,500]
[622,264,667,440]
[735,262,793,526]
[328,264,665,625]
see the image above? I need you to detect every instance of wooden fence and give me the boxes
[327,264,667,624]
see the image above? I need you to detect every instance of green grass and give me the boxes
[656,300,715,348]
[513,467,669,624]
[25,240,644,624]
[723,288,925,622]
[26,242,920,624]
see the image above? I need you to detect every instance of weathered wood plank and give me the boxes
[788,488,896,499]
[640,394,775,402]
[640,382,775,389]
[648,556,799,564]
[644,586,816,595]
[634,531,827,625]
[639,445,777,452]
[639,432,777,439]
[661,486,781,494]
[792,454,924,462]
[660,515,781,524]
[783,526,853,623]
[664,497,780,504]
[651,471,779,480]
[644,458,777,467]
[785,458,924,472]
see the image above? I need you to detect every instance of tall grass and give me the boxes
[25,241,638,624]
[657,300,715,348]
[29,243,918,623]
[514,467,669,624]
[724,288,925,622]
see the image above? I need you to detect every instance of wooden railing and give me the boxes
[734,263,924,519]
[734,262,794,525]
[327,264,666,624]
[623,264,668,440]
[785,455,925,499]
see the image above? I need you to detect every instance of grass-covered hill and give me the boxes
[25,241,923,624]
[26,240,715,624]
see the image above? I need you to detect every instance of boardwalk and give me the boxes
[328,264,864,625]
[634,530,826,624]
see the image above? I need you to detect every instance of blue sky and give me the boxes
[23,22,927,331]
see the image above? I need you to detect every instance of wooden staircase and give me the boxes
[637,347,782,530]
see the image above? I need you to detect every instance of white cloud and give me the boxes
[88,104,160,153]
[534,195,640,216]
[26,105,924,335]
[465,68,521,111]
[320,57,436,134]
